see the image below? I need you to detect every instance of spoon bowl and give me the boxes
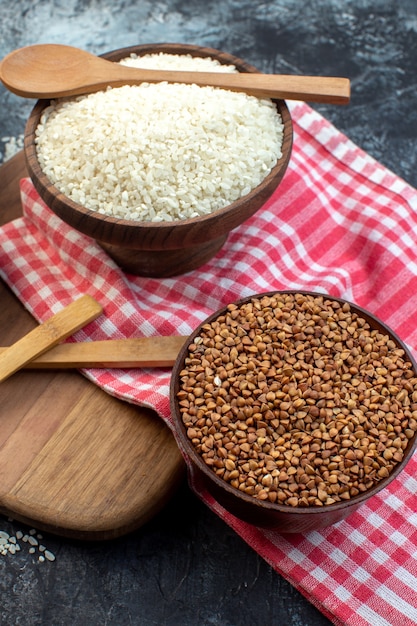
[1,43,350,104]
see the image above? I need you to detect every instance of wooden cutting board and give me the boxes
[0,151,185,540]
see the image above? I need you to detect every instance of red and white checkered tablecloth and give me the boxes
[1,101,417,625]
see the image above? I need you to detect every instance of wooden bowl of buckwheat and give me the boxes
[170,290,417,533]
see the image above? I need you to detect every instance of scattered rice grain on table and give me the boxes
[1,134,24,163]
[0,523,55,562]
[34,53,284,222]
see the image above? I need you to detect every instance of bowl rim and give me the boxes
[24,42,293,239]
[170,289,417,517]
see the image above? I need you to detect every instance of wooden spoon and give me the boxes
[0,294,102,382]
[0,336,187,369]
[0,43,350,104]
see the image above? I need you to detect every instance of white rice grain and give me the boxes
[35,53,284,222]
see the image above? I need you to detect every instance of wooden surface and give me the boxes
[0,151,185,540]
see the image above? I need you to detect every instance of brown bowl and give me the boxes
[170,290,417,533]
[24,43,293,277]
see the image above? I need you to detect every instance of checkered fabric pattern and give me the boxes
[1,101,417,625]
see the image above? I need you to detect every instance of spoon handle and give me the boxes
[0,295,102,382]
[0,336,187,369]
[90,66,351,104]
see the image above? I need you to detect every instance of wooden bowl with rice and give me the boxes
[170,290,417,532]
[24,43,292,277]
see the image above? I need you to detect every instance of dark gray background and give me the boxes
[0,1,416,624]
